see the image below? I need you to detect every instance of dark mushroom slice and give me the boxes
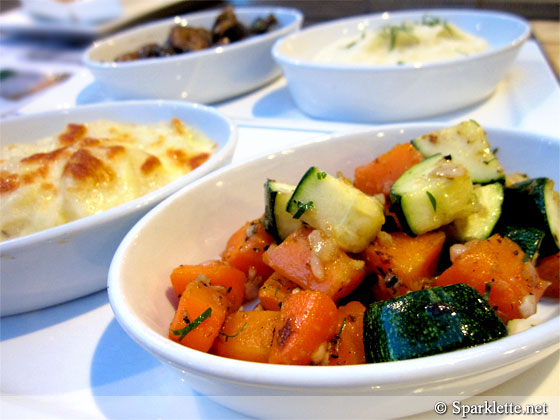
[168,26,213,53]
[250,14,278,34]
[212,6,248,43]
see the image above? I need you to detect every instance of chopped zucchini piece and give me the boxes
[496,177,560,256]
[448,183,504,241]
[501,226,545,264]
[411,120,505,184]
[286,167,385,253]
[264,180,302,243]
[390,154,477,236]
[363,283,508,363]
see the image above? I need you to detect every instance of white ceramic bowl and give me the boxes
[108,124,559,419]
[83,7,303,103]
[272,9,530,123]
[0,100,236,317]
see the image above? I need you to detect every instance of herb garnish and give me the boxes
[421,15,441,27]
[344,32,365,49]
[381,23,412,50]
[334,318,347,341]
[171,307,212,341]
[470,119,481,127]
[317,171,327,180]
[219,322,247,341]
[426,191,437,211]
[293,200,314,219]
[484,282,492,300]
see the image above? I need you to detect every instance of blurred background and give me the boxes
[1,1,559,22]
[0,0,557,116]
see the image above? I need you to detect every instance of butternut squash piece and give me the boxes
[211,310,280,363]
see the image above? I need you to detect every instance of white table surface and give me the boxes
[1,39,559,419]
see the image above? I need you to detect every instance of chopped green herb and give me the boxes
[317,171,327,180]
[344,32,365,49]
[492,147,499,155]
[219,322,247,341]
[470,119,481,127]
[171,307,212,341]
[389,26,398,50]
[484,282,492,300]
[421,15,441,27]
[334,318,347,340]
[293,200,313,219]
[381,23,412,50]
[443,21,456,36]
[426,191,437,211]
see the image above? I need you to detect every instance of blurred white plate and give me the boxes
[109,123,559,419]
[0,0,198,39]
[0,100,236,317]
[83,7,303,103]
[273,9,530,123]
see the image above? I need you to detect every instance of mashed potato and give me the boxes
[0,118,216,241]
[314,16,489,66]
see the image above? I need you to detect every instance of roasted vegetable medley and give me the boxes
[167,121,559,365]
[115,7,277,62]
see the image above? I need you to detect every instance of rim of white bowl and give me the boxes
[272,8,530,72]
[0,100,237,251]
[108,123,559,390]
[83,6,304,69]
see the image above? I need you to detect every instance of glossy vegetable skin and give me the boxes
[364,283,508,362]
[362,231,445,301]
[537,252,559,298]
[258,272,300,311]
[434,235,550,322]
[170,260,246,312]
[354,143,424,197]
[222,218,275,281]
[169,278,228,352]
[263,226,366,301]
[268,290,338,365]
[328,301,366,365]
[211,310,280,363]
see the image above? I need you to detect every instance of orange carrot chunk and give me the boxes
[268,290,338,365]
[263,226,366,302]
[536,252,559,298]
[169,278,228,352]
[328,301,366,366]
[222,218,275,281]
[362,231,446,301]
[258,272,300,311]
[170,260,246,312]
[354,143,424,197]
[211,310,281,363]
[434,234,550,323]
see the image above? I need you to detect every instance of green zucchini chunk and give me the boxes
[264,180,302,243]
[363,283,508,363]
[501,226,545,264]
[448,183,504,242]
[286,166,385,253]
[390,154,477,236]
[496,177,560,256]
[411,120,505,184]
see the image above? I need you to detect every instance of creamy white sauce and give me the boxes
[314,18,489,66]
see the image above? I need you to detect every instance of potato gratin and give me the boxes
[0,118,216,241]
